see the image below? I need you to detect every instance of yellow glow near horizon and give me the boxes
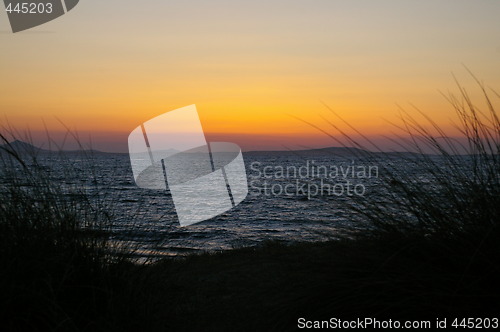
[1,0,499,151]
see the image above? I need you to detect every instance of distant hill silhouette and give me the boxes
[0,140,46,153]
[245,146,423,158]
[0,140,110,155]
[0,140,429,158]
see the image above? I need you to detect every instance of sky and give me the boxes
[1,0,499,152]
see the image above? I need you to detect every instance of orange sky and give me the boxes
[1,0,499,152]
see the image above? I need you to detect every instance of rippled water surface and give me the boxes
[8,150,420,257]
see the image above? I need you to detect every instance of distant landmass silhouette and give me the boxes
[0,140,107,155]
[0,139,428,157]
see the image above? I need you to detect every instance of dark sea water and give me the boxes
[71,151,389,258]
[5,149,420,258]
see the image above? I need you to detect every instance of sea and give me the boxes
[2,146,426,259]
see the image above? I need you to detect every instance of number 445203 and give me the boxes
[5,2,53,14]
[452,318,498,329]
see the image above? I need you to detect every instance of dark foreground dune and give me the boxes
[2,232,499,331]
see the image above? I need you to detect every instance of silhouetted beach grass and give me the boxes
[0,75,499,331]
[0,133,119,330]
